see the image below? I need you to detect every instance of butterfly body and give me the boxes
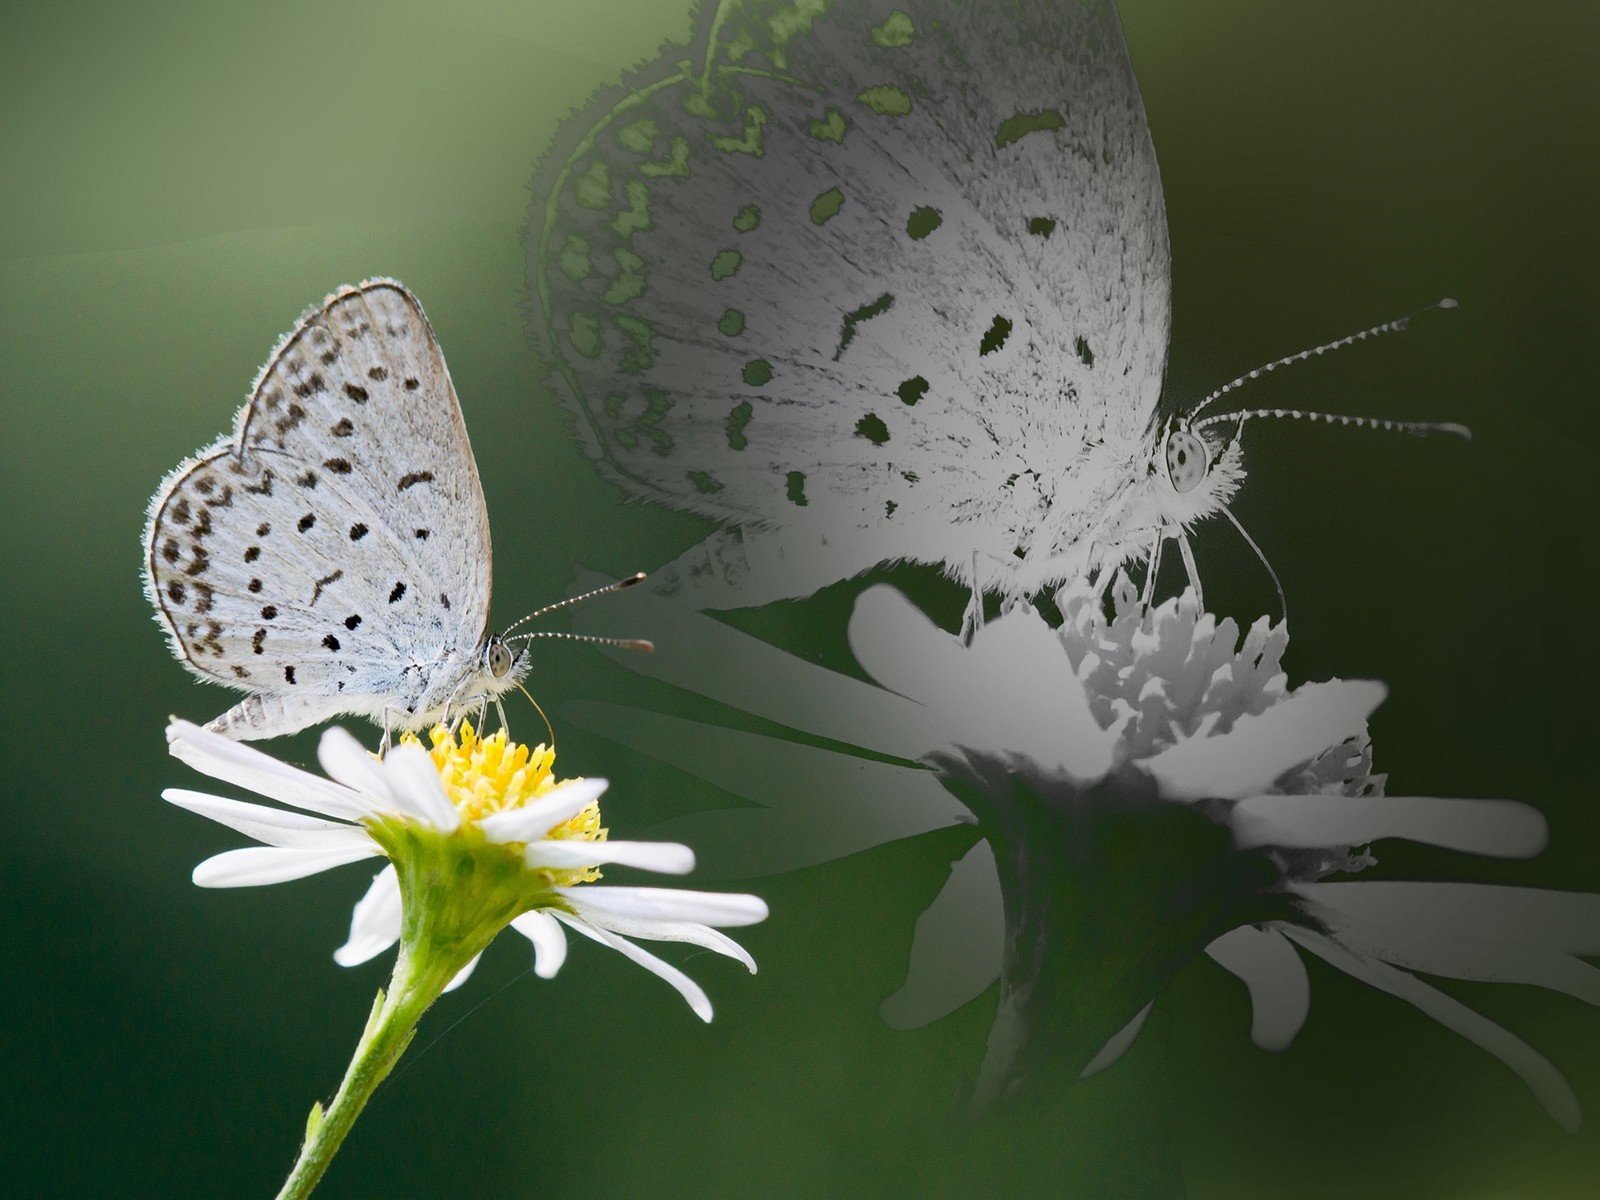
[144,279,529,741]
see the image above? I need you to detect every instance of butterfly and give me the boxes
[143,279,646,741]
[528,0,1463,630]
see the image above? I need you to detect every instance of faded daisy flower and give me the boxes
[571,578,1597,1126]
[163,718,766,1199]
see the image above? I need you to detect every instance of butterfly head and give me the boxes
[483,635,527,684]
[1149,416,1245,529]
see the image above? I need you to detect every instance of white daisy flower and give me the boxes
[164,718,766,1019]
[162,717,767,1199]
[570,578,1598,1128]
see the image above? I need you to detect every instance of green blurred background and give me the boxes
[2,1,1596,1195]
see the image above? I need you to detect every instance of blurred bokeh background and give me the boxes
[2,1,1595,1195]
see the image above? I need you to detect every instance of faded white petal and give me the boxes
[381,743,460,831]
[511,910,567,978]
[560,885,768,928]
[571,572,934,761]
[193,843,380,888]
[1079,1003,1154,1078]
[1283,925,1581,1133]
[1146,680,1386,801]
[1205,924,1311,1051]
[524,839,694,875]
[1291,882,1600,955]
[166,719,375,820]
[334,866,402,967]
[477,778,608,844]
[1232,794,1547,859]
[162,789,363,850]
[569,703,970,875]
[555,911,713,1022]
[880,840,1003,1030]
[442,952,481,993]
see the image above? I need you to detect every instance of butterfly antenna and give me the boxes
[514,681,557,752]
[499,572,647,638]
[1194,407,1471,441]
[504,630,655,653]
[1186,298,1459,424]
[1221,507,1287,626]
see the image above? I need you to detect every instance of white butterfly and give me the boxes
[529,0,1462,628]
[143,279,644,741]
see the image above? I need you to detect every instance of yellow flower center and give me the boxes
[398,722,607,884]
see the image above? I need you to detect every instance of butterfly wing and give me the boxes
[529,0,1169,604]
[144,279,493,738]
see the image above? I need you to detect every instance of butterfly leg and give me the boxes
[958,551,987,644]
[494,696,510,735]
[1139,528,1167,610]
[1174,531,1205,611]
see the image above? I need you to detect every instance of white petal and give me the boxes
[511,910,568,978]
[442,952,482,993]
[880,840,1004,1030]
[1283,925,1582,1133]
[1232,794,1547,859]
[579,915,757,973]
[334,866,402,967]
[559,885,768,928]
[555,911,713,1022]
[525,839,695,875]
[380,743,460,831]
[1146,680,1386,801]
[317,727,395,807]
[476,778,608,843]
[1079,1003,1154,1078]
[1205,924,1311,1051]
[193,843,380,888]
[162,789,363,850]
[166,719,375,820]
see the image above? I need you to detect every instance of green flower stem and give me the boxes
[273,948,447,1200]
[273,821,559,1199]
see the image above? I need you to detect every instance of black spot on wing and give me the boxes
[397,471,434,491]
[389,582,406,603]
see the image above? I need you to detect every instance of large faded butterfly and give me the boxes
[529,0,1463,629]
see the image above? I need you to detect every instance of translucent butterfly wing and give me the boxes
[144,280,493,736]
[530,0,1169,601]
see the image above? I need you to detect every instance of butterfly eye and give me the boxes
[1164,429,1209,494]
[488,641,513,678]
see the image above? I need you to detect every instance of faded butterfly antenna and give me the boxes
[500,572,647,638]
[1194,408,1471,440]
[1187,298,1460,424]
[1221,507,1288,626]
